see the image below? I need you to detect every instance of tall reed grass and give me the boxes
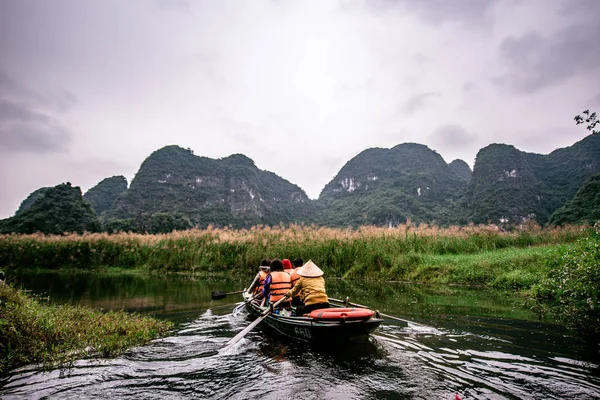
[0,224,589,280]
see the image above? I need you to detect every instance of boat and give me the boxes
[240,291,383,342]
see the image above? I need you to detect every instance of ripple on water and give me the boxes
[2,309,600,400]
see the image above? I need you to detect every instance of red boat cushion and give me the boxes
[309,307,374,321]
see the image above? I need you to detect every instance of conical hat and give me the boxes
[297,260,323,277]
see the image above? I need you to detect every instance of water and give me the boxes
[1,271,599,399]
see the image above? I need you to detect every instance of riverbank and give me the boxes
[0,283,172,375]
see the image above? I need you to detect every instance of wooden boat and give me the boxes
[240,291,383,342]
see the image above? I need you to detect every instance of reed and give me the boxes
[0,224,589,281]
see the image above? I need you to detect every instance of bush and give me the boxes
[535,224,600,337]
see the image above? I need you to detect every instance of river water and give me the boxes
[1,271,599,399]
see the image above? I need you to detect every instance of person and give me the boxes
[248,258,270,295]
[282,259,293,271]
[262,258,292,308]
[290,258,303,287]
[286,258,303,306]
[285,260,329,315]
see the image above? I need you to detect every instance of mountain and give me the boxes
[317,143,469,226]
[449,159,472,182]
[15,187,51,215]
[549,173,600,226]
[83,175,128,215]
[105,145,315,228]
[0,183,102,234]
[464,134,600,225]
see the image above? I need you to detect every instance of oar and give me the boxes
[232,293,258,315]
[211,290,246,300]
[328,297,430,328]
[220,296,287,352]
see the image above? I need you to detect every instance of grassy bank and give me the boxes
[0,224,587,278]
[0,283,172,374]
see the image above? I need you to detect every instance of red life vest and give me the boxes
[254,270,268,295]
[269,271,292,302]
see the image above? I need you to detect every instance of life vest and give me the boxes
[254,270,268,295]
[268,271,292,302]
[288,268,300,288]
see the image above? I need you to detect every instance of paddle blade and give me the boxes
[211,291,227,300]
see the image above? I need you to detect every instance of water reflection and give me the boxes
[1,271,600,399]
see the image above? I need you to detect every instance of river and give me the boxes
[1,271,599,399]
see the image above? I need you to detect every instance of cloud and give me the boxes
[0,100,72,154]
[0,70,77,113]
[495,20,600,94]
[401,92,439,115]
[153,0,191,13]
[428,123,478,148]
[589,92,600,106]
[366,0,499,27]
[462,82,478,93]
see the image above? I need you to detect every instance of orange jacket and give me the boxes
[287,268,301,288]
[254,270,269,295]
[268,271,292,302]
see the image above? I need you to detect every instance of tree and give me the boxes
[574,109,599,135]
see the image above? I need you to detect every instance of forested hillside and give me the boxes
[317,143,469,226]
[105,146,316,229]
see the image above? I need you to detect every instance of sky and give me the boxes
[1,0,599,218]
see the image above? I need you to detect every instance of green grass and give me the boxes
[0,283,172,375]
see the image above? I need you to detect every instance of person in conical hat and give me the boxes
[285,260,329,315]
[296,260,323,277]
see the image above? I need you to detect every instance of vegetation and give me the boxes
[0,183,102,235]
[463,134,600,226]
[0,225,588,285]
[0,283,172,374]
[83,175,128,215]
[105,146,316,228]
[574,109,599,135]
[317,143,470,226]
[534,224,600,337]
[105,211,193,234]
[15,187,50,215]
[549,174,600,225]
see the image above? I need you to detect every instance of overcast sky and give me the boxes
[1,0,599,218]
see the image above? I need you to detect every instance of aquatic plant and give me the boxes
[0,284,172,374]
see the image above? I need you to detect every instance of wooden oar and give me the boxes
[328,297,429,328]
[220,296,287,352]
[211,290,246,300]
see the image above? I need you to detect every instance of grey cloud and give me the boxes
[0,70,77,113]
[0,100,72,154]
[153,0,191,13]
[462,82,478,93]
[429,123,478,148]
[402,92,439,115]
[590,92,600,106]
[366,0,499,26]
[496,21,600,94]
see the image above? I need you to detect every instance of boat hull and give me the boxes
[241,292,382,342]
